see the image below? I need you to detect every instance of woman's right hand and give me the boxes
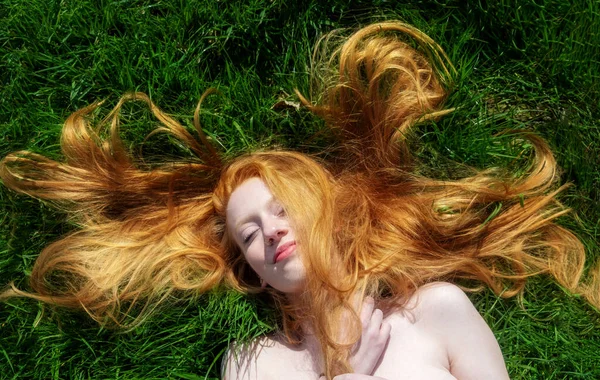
[347,296,391,375]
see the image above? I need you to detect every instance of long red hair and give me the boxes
[1,21,598,378]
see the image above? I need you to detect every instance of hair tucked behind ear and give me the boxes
[0,92,233,326]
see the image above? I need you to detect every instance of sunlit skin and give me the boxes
[226,177,306,293]
[223,178,510,380]
[0,18,592,380]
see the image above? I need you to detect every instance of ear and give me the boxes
[260,278,268,289]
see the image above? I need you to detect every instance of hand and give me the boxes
[347,296,391,375]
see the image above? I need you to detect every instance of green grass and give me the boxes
[1,0,599,379]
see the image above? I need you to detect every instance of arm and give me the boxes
[415,282,510,380]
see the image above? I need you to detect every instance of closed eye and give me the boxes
[243,229,258,244]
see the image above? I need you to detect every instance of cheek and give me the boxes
[243,243,265,269]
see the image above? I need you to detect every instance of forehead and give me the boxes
[226,177,273,224]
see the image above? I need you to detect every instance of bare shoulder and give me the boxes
[401,282,476,322]
[221,336,275,380]
[222,334,318,380]
[404,281,490,343]
[412,281,472,308]
[397,282,510,380]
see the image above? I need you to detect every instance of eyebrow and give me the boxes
[234,196,278,230]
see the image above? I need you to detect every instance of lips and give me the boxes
[274,241,296,263]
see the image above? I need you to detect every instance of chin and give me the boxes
[272,277,306,294]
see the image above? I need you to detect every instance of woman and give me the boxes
[1,22,598,379]
[221,174,509,379]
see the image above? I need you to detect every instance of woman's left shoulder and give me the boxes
[384,281,482,335]
[388,282,510,380]
[406,281,476,319]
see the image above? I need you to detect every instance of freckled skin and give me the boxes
[226,178,306,293]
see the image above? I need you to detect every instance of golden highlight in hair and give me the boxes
[1,21,598,378]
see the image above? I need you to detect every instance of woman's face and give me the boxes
[226,177,306,293]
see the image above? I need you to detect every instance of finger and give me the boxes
[369,308,384,330]
[379,321,392,342]
[360,297,375,327]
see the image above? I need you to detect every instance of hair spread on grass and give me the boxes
[1,21,599,379]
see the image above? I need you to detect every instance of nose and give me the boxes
[264,223,288,246]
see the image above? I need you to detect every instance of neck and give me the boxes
[283,289,318,340]
[285,289,305,308]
